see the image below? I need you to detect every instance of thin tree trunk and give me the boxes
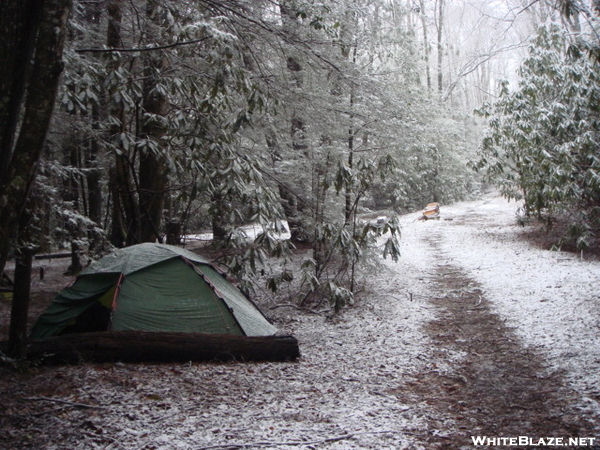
[419,0,432,92]
[114,154,140,245]
[85,2,103,240]
[343,40,358,223]
[109,166,126,247]
[8,247,33,358]
[436,0,445,95]
[7,200,36,358]
[275,1,309,243]
[63,137,84,275]
[211,190,229,242]
[87,109,102,226]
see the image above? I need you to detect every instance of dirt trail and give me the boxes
[392,231,599,449]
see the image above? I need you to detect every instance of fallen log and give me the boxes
[0,331,300,365]
[33,252,73,260]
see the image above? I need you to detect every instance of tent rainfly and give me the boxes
[30,243,278,339]
[19,244,301,363]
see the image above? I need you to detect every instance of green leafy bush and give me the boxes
[472,24,600,249]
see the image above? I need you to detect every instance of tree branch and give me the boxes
[75,37,210,53]
[441,40,530,102]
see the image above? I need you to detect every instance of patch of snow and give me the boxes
[183,220,291,243]
[397,193,600,420]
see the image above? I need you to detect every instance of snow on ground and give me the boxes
[183,221,292,244]
[396,193,600,420]
[3,192,600,449]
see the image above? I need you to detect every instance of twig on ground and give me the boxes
[23,396,105,410]
[148,403,200,424]
[269,303,325,315]
[381,294,406,301]
[0,406,66,418]
[194,430,406,450]
[408,292,437,301]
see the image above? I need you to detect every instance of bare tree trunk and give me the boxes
[138,0,169,243]
[8,249,33,358]
[109,166,126,247]
[436,0,445,95]
[280,1,307,154]
[64,140,84,275]
[211,190,229,242]
[339,9,358,225]
[277,1,309,243]
[419,0,432,92]
[114,154,140,246]
[344,44,357,223]
[0,0,39,181]
[106,0,139,247]
[85,2,103,246]
[7,204,36,358]
[87,110,102,225]
[0,0,72,277]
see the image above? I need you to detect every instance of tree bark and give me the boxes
[85,2,103,239]
[114,150,140,246]
[63,137,84,275]
[436,0,445,95]
[7,198,37,358]
[87,111,103,227]
[138,0,170,243]
[0,331,301,364]
[211,190,229,242]
[8,246,33,358]
[106,0,140,247]
[0,0,72,278]
[0,0,40,181]
[278,1,310,244]
[419,0,432,92]
[280,1,307,154]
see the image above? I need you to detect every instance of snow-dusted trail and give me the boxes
[393,193,600,446]
[416,195,600,415]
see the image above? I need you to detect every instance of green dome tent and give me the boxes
[31,243,277,339]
